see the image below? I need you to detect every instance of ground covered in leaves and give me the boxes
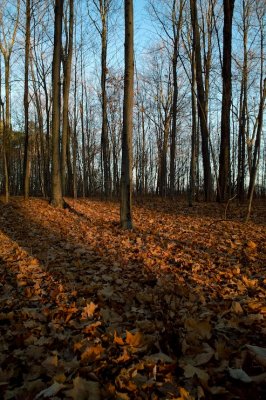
[0,197,265,400]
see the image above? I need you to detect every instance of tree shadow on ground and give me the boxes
[0,197,265,399]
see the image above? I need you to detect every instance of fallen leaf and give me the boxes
[35,381,66,399]
[81,302,98,319]
[65,377,100,400]
[183,364,209,383]
[81,345,104,362]
[228,368,252,383]
[126,330,144,347]
[231,301,243,314]
[114,331,124,345]
[246,345,266,367]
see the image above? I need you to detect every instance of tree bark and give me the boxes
[246,78,266,220]
[120,0,134,229]
[62,0,74,196]
[100,0,111,197]
[190,0,213,201]
[218,0,234,202]
[50,0,64,208]
[23,0,31,199]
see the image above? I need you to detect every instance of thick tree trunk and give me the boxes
[190,0,212,201]
[188,48,197,207]
[23,0,31,199]
[62,0,73,196]
[218,0,234,202]
[169,38,178,196]
[50,0,64,208]
[160,113,170,197]
[120,0,134,229]
[3,56,10,203]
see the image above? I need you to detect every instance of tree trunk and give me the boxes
[120,0,134,229]
[188,47,197,207]
[170,36,178,196]
[190,0,212,201]
[169,0,184,197]
[62,0,73,196]
[50,0,64,208]
[218,0,234,202]
[246,78,266,220]
[23,0,31,199]
[101,0,111,197]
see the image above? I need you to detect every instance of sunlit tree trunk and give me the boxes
[190,0,212,201]
[169,0,184,197]
[100,0,111,197]
[23,0,31,199]
[120,0,134,229]
[50,0,64,208]
[0,0,20,202]
[62,0,73,196]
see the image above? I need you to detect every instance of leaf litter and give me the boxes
[0,197,265,399]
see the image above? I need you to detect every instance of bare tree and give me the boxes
[218,0,235,202]
[61,0,74,196]
[23,0,31,199]
[0,0,20,202]
[50,0,64,207]
[190,0,213,201]
[120,0,134,229]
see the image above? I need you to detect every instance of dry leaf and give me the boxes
[176,386,195,400]
[81,345,104,362]
[65,377,100,400]
[231,301,243,314]
[81,302,98,319]
[228,368,252,383]
[246,345,266,367]
[126,330,144,347]
[183,364,209,383]
[114,330,124,345]
[35,382,66,399]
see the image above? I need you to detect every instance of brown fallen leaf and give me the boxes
[65,377,100,400]
[183,364,209,384]
[126,330,144,347]
[35,381,66,399]
[231,301,243,314]
[81,345,104,362]
[246,344,266,367]
[114,330,125,345]
[81,302,98,319]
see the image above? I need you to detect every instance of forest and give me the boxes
[0,0,265,399]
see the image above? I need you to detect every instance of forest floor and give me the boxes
[0,196,265,400]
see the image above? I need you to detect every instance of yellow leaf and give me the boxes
[231,301,243,314]
[114,331,124,345]
[247,240,257,250]
[126,330,143,347]
[116,348,131,363]
[81,302,97,319]
[175,386,195,400]
[81,345,104,362]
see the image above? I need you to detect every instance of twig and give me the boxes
[224,194,237,219]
